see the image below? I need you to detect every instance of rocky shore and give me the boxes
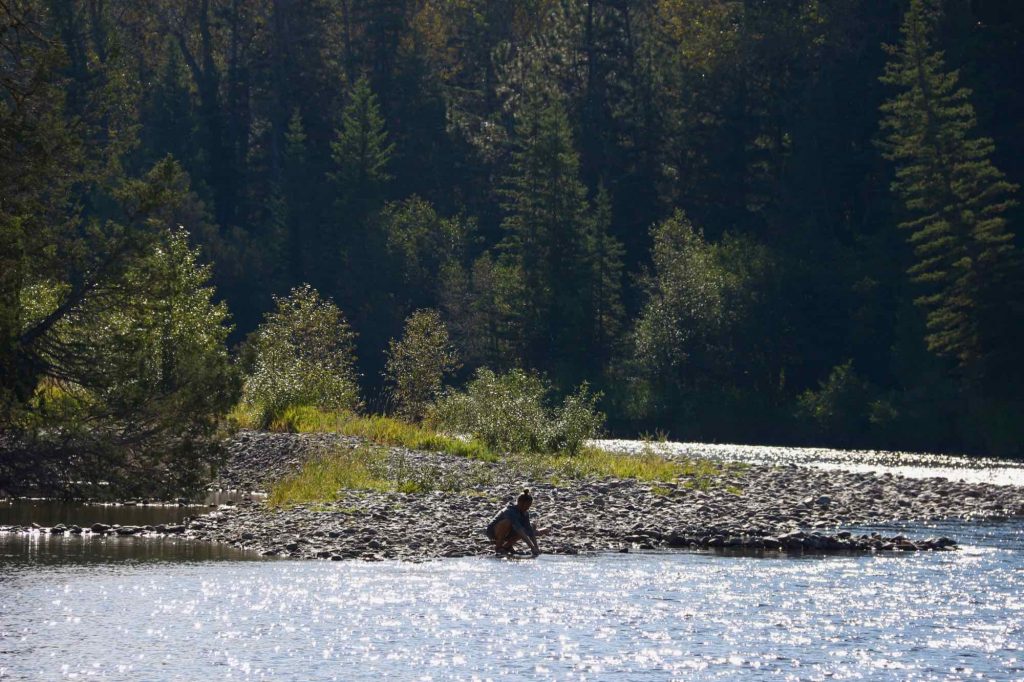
[4,431,1023,560]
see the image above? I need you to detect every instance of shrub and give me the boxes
[241,285,360,426]
[384,309,460,420]
[429,368,604,455]
[796,360,874,447]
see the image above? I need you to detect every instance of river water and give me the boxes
[2,447,1024,680]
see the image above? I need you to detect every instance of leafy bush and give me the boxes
[796,360,875,447]
[241,285,360,426]
[384,309,460,420]
[429,368,604,455]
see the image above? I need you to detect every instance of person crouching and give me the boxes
[486,489,549,556]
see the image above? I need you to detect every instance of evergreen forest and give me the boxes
[3,0,1023,496]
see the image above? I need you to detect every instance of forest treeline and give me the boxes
[2,0,1023,488]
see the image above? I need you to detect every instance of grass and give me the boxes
[239,403,734,506]
[267,444,431,507]
[232,404,497,462]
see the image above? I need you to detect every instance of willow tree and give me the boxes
[879,0,1020,391]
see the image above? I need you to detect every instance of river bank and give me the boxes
[8,431,1022,560]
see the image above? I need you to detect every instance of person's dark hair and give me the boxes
[517,489,532,505]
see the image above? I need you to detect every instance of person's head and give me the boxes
[516,489,533,512]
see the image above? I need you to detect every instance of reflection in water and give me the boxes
[0,532,254,566]
[0,491,264,528]
[2,521,1023,680]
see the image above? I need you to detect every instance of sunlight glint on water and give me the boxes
[2,521,1023,681]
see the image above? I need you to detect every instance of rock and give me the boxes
[90,523,110,533]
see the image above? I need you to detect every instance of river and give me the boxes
[2,446,1023,680]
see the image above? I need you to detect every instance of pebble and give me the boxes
[4,431,1023,560]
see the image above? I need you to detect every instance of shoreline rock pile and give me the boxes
[4,431,1023,560]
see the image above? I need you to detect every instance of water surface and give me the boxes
[2,520,1022,681]
[600,439,1024,487]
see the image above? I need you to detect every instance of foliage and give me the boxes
[5,0,1024,458]
[633,211,730,375]
[384,309,461,420]
[796,361,877,448]
[330,76,396,213]
[3,224,236,497]
[879,0,1021,390]
[241,286,360,427]
[0,137,236,496]
[429,368,604,455]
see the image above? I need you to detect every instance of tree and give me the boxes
[633,211,730,381]
[630,211,781,439]
[379,196,474,304]
[499,88,591,376]
[241,285,361,426]
[283,108,312,282]
[330,75,396,216]
[1,218,236,498]
[384,309,460,420]
[879,0,1021,391]
[583,185,625,370]
[328,75,397,355]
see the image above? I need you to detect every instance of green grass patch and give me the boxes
[268,444,431,507]
[507,445,724,485]
[242,404,498,463]
[245,404,731,496]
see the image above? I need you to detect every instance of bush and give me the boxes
[429,368,604,455]
[384,309,460,420]
[796,360,875,447]
[241,285,360,426]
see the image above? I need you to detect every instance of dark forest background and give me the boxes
[3,0,1023,458]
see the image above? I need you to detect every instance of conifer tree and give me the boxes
[328,76,396,320]
[283,108,311,281]
[879,0,1020,388]
[330,76,395,216]
[585,185,625,368]
[499,89,591,374]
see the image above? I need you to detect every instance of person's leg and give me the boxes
[493,519,516,552]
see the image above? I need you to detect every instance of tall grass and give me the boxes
[231,404,497,462]
[510,445,723,484]
[238,404,731,506]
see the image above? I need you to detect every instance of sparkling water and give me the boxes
[2,519,1022,680]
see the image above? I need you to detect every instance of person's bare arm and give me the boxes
[513,524,541,554]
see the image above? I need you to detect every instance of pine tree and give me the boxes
[499,89,591,375]
[330,76,395,215]
[327,76,396,316]
[586,185,625,368]
[284,108,311,281]
[879,0,1020,388]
